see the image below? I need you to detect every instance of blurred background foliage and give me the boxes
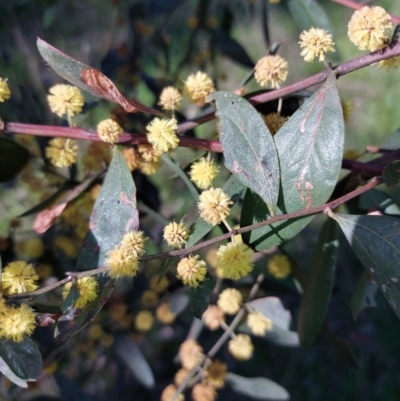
[1,0,400,400]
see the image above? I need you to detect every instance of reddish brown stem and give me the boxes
[330,0,400,24]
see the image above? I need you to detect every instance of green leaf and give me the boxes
[55,149,139,341]
[36,38,162,116]
[242,72,344,250]
[209,91,280,214]
[383,160,400,187]
[359,188,400,216]
[297,218,338,347]
[186,175,246,248]
[227,373,290,400]
[0,138,30,182]
[0,337,42,381]
[333,213,400,320]
[0,357,28,388]
[247,297,291,330]
[351,270,378,320]
[287,0,332,33]
[190,273,216,319]
[115,335,154,388]
[161,154,199,200]
[61,283,80,314]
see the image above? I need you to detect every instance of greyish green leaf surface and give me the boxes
[359,188,400,216]
[190,273,217,319]
[287,0,333,33]
[333,213,400,320]
[227,373,290,400]
[55,149,139,342]
[115,335,155,389]
[351,270,378,320]
[209,91,280,214]
[242,72,344,250]
[0,337,42,381]
[383,160,400,187]
[186,175,246,248]
[0,357,28,388]
[297,218,338,347]
[0,138,30,183]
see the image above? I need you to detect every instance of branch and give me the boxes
[7,176,383,301]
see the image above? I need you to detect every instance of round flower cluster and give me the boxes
[176,255,207,287]
[62,276,99,309]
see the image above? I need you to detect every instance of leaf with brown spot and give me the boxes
[37,38,163,116]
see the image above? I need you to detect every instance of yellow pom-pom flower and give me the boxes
[163,221,190,248]
[217,288,242,315]
[140,289,159,308]
[97,119,123,143]
[179,339,204,369]
[120,231,147,257]
[146,117,179,153]
[140,160,162,175]
[202,305,224,330]
[150,275,170,293]
[228,334,253,360]
[216,242,254,280]
[158,86,182,111]
[206,360,227,388]
[247,311,273,336]
[254,55,288,88]
[0,77,11,102]
[198,187,232,226]
[184,71,215,105]
[189,158,220,189]
[45,138,79,168]
[134,310,154,332]
[122,147,141,171]
[264,112,288,136]
[62,276,99,309]
[174,368,190,387]
[1,261,39,295]
[0,303,36,342]
[156,302,176,324]
[267,254,291,279]
[348,6,392,51]
[299,27,335,62]
[47,84,84,118]
[176,255,207,287]
[192,382,216,401]
[106,246,140,279]
[161,384,184,401]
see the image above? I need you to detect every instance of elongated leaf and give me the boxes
[55,149,139,341]
[242,72,344,250]
[359,188,400,216]
[227,373,289,400]
[332,213,400,320]
[115,335,154,388]
[186,175,246,247]
[161,154,199,200]
[190,273,216,319]
[37,38,162,116]
[383,160,400,187]
[0,138,30,182]
[0,357,28,388]
[210,92,280,214]
[0,337,42,381]
[297,218,338,347]
[211,30,254,68]
[351,270,378,320]
[287,0,332,33]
